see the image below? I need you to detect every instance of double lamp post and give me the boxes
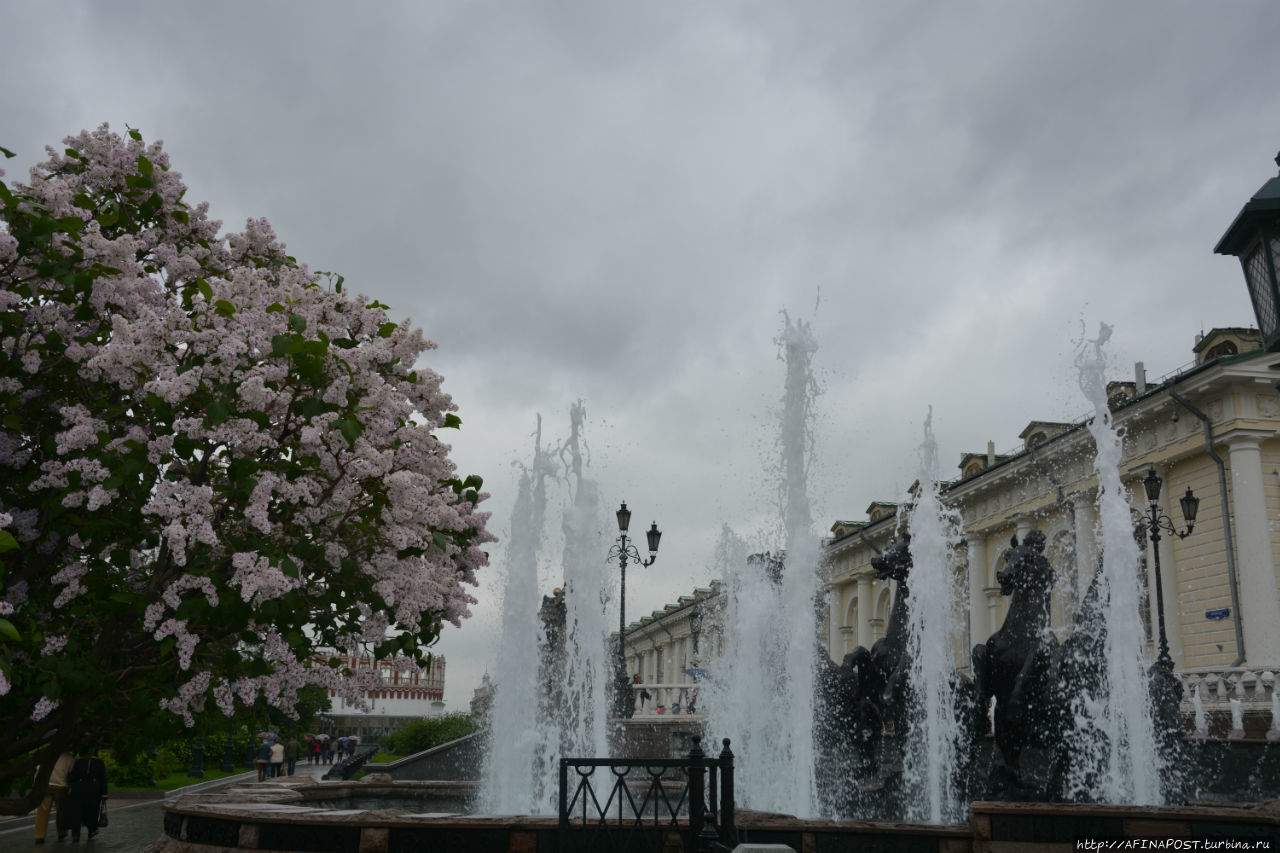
[608,502,661,719]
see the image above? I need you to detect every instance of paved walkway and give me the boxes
[0,757,346,852]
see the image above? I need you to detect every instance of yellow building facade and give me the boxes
[825,328,1280,714]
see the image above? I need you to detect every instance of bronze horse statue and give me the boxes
[972,530,1065,797]
[824,533,915,772]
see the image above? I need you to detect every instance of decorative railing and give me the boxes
[1178,667,1277,708]
[558,735,735,853]
[628,683,703,717]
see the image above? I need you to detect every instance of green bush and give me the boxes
[103,750,156,788]
[380,713,477,756]
[154,746,181,778]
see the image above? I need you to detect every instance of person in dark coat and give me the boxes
[65,749,108,842]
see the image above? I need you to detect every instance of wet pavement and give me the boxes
[0,758,338,852]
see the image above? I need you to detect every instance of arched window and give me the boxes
[1206,340,1238,360]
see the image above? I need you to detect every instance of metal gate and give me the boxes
[558,735,736,853]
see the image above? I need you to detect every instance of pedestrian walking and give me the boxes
[65,749,108,843]
[269,739,284,778]
[255,740,270,782]
[33,750,73,844]
[284,736,300,776]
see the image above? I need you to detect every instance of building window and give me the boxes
[1206,340,1238,360]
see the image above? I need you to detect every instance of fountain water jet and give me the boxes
[901,409,967,823]
[706,311,820,816]
[1068,323,1164,803]
[555,401,612,765]
[478,403,610,814]
[479,416,555,813]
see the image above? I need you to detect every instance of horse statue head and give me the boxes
[996,530,1053,597]
[870,532,912,585]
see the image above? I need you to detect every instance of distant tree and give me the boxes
[380,712,477,756]
[0,126,493,812]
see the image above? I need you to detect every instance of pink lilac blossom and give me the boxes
[31,697,59,722]
[51,562,88,609]
[153,619,200,670]
[3,124,494,725]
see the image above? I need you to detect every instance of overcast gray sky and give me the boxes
[5,1,1278,708]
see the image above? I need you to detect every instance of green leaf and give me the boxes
[207,400,230,427]
[228,457,260,489]
[289,314,306,333]
[0,618,20,642]
[0,146,15,159]
[432,531,449,551]
[377,322,397,338]
[336,418,362,446]
[0,529,18,553]
[136,155,154,176]
[197,279,213,301]
[443,413,462,429]
[127,127,143,142]
[271,334,293,356]
[171,209,189,225]
[265,302,286,313]
[173,433,197,459]
[295,397,328,419]
[213,299,236,317]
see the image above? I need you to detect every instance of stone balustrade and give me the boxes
[1178,666,1277,708]
[630,682,703,717]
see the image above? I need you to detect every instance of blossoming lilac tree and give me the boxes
[0,126,493,809]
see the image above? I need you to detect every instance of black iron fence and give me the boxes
[558,735,735,853]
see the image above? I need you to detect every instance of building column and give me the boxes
[1072,492,1099,603]
[839,626,855,657]
[967,534,988,650]
[1224,432,1280,665]
[985,587,1003,636]
[856,575,873,649]
[828,585,841,659]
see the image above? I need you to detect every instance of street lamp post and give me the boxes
[221,680,237,773]
[1141,467,1199,762]
[608,502,661,719]
[1141,467,1200,672]
[188,732,205,779]
[688,603,704,668]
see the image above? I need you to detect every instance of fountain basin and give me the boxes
[154,773,1280,852]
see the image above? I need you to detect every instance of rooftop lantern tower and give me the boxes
[1215,152,1280,352]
